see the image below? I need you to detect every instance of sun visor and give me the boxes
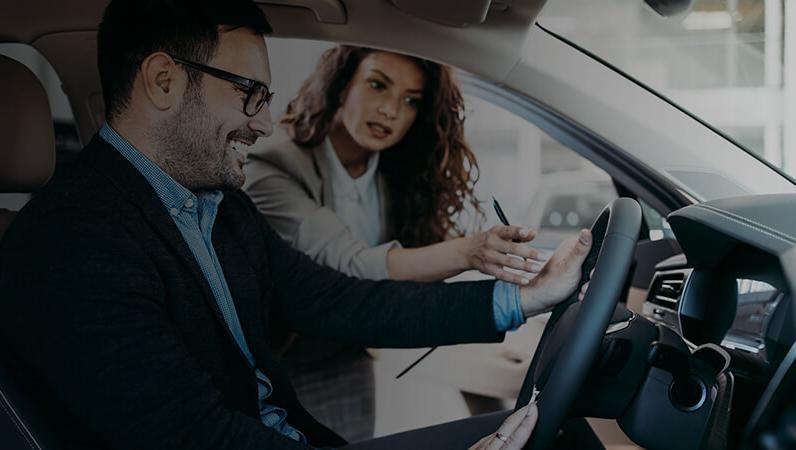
[257,0,347,24]
[390,0,500,27]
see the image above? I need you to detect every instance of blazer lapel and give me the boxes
[376,173,393,240]
[310,143,333,208]
[80,136,253,367]
[311,140,394,240]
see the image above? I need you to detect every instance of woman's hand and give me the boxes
[463,225,544,285]
[469,403,539,450]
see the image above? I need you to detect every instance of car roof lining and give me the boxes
[259,0,540,80]
[0,0,544,141]
[1,0,542,78]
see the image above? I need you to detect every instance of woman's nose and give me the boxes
[377,99,399,119]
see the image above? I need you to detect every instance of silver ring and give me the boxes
[495,432,509,443]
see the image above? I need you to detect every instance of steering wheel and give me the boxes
[517,197,642,450]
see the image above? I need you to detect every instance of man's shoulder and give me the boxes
[5,139,134,242]
[20,167,98,219]
[216,190,285,264]
[220,190,275,232]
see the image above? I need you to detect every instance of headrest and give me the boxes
[0,54,56,193]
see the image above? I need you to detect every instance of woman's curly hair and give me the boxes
[281,45,483,247]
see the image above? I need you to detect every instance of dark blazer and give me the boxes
[0,135,502,450]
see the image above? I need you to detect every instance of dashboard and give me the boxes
[643,257,791,369]
[637,194,796,447]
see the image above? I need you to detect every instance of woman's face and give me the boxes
[338,52,426,152]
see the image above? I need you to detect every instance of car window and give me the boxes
[234,37,674,435]
[640,198,675,241]
[261,37,632,253]
[261,37,622,247]
[261,38,334,140]
[462,94,618,253]
[536,0,796,197]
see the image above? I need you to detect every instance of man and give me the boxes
[0,0,592,449]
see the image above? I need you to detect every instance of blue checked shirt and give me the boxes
[99,123,525,445]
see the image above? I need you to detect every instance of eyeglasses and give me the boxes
[172,56,274,117]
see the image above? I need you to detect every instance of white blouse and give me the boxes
[317,137,385,247]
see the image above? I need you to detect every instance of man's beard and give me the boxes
[151,85,244,191]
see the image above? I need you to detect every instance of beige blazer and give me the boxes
[243,139,400,280]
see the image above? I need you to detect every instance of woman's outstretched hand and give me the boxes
[469,403,539,450]
[464,225,544,285]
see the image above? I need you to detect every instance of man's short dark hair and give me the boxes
[97,0,272,120]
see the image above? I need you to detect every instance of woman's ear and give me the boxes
[331,107,344,126]
[338,83,351,107]
[139,52,187,111]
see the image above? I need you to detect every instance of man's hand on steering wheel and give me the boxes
[519,229,593,317]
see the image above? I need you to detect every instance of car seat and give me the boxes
[0,53,58,450]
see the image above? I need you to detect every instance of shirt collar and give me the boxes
[321,137,379,200]
[99,123,222,214]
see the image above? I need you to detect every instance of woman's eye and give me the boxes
[405,97,421,108]
[368,79,385,90]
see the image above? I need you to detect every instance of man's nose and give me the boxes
[249,105,274,137]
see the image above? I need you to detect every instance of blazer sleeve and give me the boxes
[244,145,399,280]
[239,195,505,349]
[0,211,319,450]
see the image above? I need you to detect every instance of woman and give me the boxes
[244,45,541,441]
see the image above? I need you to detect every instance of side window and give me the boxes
[639,199,675,241]
[461,94,618,254]
[258,38,334,143]
[246,42,673,436]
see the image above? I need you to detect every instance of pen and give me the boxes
[494,196,528,244]
[492,196,510,226]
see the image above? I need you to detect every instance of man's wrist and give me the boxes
[520,279,558,319]
[520,283,549,318]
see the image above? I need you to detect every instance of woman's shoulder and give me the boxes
[246,139,319,179]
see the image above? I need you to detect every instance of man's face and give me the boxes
[154,28,273,191]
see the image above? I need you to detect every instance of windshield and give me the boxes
[538,0,796,200]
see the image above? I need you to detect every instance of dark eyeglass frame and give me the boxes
[172,56,274,117]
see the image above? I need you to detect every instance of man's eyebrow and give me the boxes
[249,74,270,87]
[370,69,423,94]
[236,66,269,87]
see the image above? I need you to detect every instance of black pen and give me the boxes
[492,196,510,226]
[493,196,525,243]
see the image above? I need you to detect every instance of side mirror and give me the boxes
[644,0,693,17]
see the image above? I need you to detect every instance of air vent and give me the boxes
[647,270,689,309]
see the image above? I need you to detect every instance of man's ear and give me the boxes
[139,52,186,111]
